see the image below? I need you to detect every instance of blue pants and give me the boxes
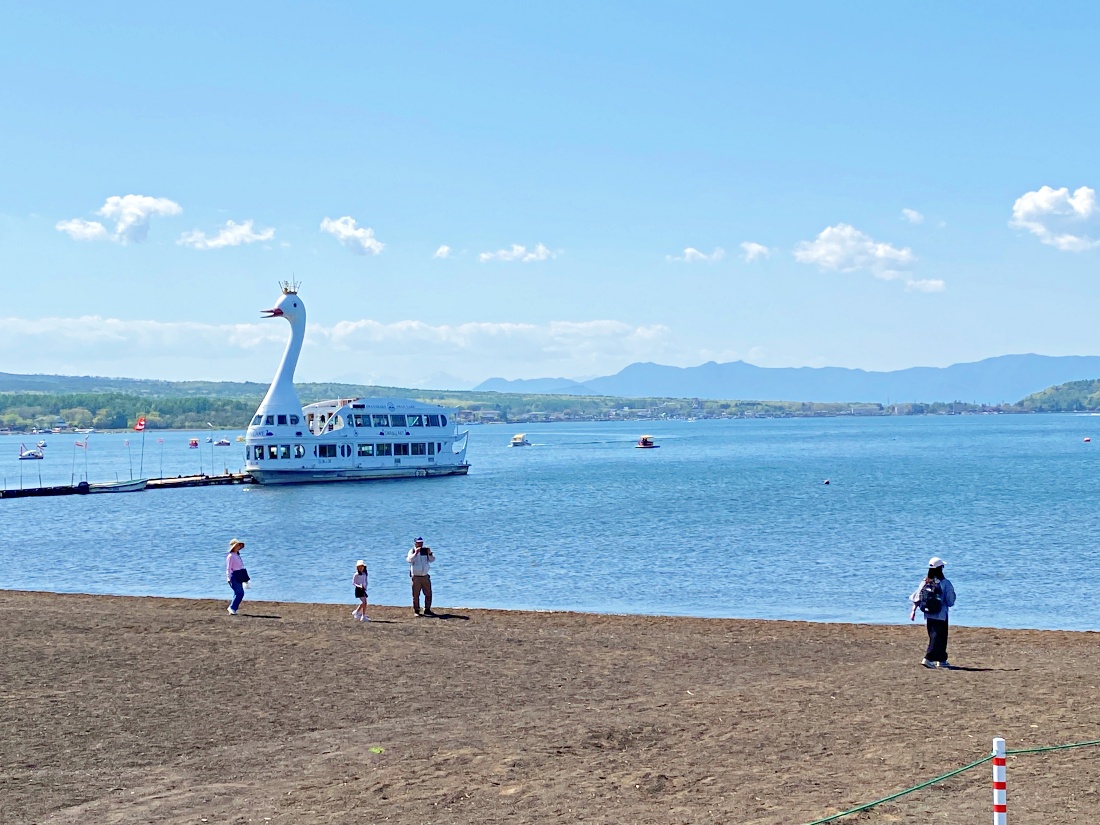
[228,580,245,612]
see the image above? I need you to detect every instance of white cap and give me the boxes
[355,559,366,567]
[928,556,945,569]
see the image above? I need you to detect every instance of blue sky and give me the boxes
[2,2,1099,389]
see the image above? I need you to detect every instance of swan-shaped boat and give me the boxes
[243,283,470,484]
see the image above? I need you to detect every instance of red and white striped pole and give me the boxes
[992,737,1007,824]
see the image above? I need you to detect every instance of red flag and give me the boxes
[75,440,86,449]
[134,416,146,432]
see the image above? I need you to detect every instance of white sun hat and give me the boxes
[927,556,945,569]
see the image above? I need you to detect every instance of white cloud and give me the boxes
[177,219,275,250]
[901,208,925,224]
[1010,185,1098,251]
[667,246,725,263]
[740,242,770,262]
[55,219,110,241]
[320,216,385,255]
[478,243,554,263]
[434,245,452,259]
[905,278,946,293]
[56,194,182,243]
[793,223,915,281]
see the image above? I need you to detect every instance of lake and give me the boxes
[3,414,1099,630]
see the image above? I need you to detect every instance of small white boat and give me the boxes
[18,443,44,460]
[214,438,232,447]
[36,440,47,449]
[87,479,148,493]
[635,435,659,449]
[510,433,531,447]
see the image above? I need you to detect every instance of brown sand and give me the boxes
[2,590,1099,824]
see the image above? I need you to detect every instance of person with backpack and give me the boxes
[909,556,956,668]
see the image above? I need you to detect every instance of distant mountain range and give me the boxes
[474,355,1100,404]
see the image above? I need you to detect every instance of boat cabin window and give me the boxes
[279,444,291,459]
[265,415,275,426]
[316,444,337,458]
[353,414,367,427]
[394,443,410,456]
[252,446,264,460]
[277,415,288,426]
[390,414,406,427]
[267,445,279,460]
[407,414,423,427]
[428,442,436,455]
[440,415,448,427]
[252,415,263,426]
[411,442,427,456]
[294,444,305,458]
[426,415,440,427]
[290,415,299,425]
[372,414,389,427]
[376,443,392,457]
[358,443,373,457]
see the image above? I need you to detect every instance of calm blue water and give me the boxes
[3,415,1100,630]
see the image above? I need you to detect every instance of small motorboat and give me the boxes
[510,433,531,447]
[635,435,659,449]
[87,479,148,493]
[214,438,232,447]
[188,438,200,449]
[19,443,45,460]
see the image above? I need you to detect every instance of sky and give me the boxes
[2,2,1099,389]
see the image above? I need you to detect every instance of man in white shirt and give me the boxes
[406,536,436,616]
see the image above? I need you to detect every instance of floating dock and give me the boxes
[1,473,255,499]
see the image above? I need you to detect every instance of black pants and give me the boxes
[925,618,949,663]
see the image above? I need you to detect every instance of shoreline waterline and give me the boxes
[6,588,1098,634]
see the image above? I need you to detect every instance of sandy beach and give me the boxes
[2,590,1099,824]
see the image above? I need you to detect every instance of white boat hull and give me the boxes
[87,479,149,493]
[249,464,469,485]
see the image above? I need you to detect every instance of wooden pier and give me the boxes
[1,473,255,499]
[147,473,255,490]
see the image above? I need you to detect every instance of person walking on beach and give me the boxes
[910,556,956,668]
[225,539,249,615]
[352,559,370,622]
[407,536,436,616]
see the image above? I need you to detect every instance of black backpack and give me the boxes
[918,579,943,614]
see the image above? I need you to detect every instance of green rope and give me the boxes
[803,755,991,825]
[803,737,1100,825]
[1007,737,1100,755]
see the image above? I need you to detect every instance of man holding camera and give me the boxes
[406,536,436,617]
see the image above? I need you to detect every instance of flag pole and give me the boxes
[140,426,146,477]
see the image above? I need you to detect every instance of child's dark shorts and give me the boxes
[355,586,367,599]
